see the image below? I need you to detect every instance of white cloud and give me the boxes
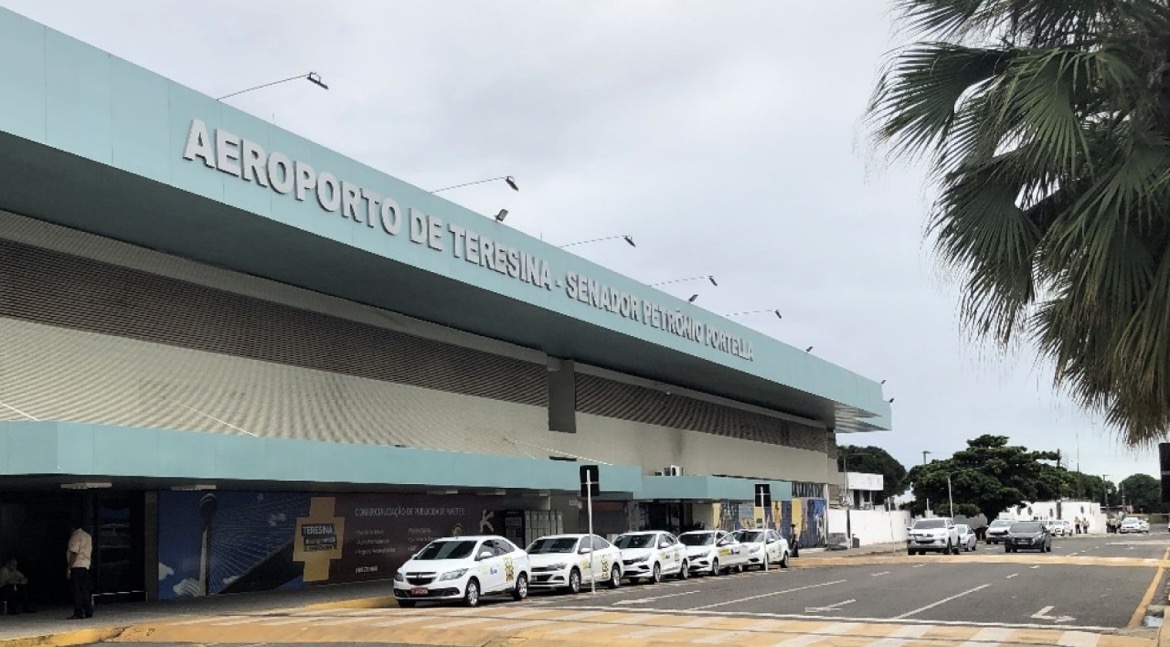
[158,562,174,582]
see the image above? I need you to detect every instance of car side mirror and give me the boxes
[478,550,493,560]
[579,547,593,555]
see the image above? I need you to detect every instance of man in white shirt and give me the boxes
[0,557,34,614]
[66,524,93,620]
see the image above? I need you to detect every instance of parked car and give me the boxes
[678,530,749,576]
[731,528,790,570]
[393,535,531,607]
[955,524,978,551]
[525,533,623,594]
[1004,521,1052,553]
[906,517,960,555]
[985,519,1012,544]
[1120,518,1150,534]
[613,531,688,584]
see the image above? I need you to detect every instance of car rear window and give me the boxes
[1011,522,1042,533]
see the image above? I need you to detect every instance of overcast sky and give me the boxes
[2,0,1160,488]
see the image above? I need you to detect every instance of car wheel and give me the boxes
[907,549,916,556]
[511,573,528,601]
[953,543,961,555]
[780,551,790,569]
[971,542,978,552]
[710,558,720,576]
[567,568,581,594]
[397,600,416,608]
[463,578,481,607]
[677,561,689,580]
[607,566,621,589]
[651,562,662,584]
[1004,546,1012,553]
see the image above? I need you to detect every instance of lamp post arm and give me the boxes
[218,74,319,101]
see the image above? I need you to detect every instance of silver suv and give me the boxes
[907,517,960,555]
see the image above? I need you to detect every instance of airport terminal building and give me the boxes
[0,8,890,605]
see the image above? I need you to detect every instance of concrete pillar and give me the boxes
[547,358,577,433]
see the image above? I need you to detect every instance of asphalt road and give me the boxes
[86,534,1170,646]
[521,533,1169,630]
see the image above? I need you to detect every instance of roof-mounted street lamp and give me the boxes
[724,309,782,320]
[652,275,718,288]
[559,235,636,249]
[430,176,519,194]
[217,72,329,101]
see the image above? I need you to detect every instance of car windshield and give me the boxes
[990,520,1011,528]
[415,540,477,560]
[956,525,970,533]
[679,533,716,546]
[734,530,765,543]
[1122,519,1140,525]
[913,519,946,530]
[614,534,655,549]
[1011,522,1042,533]
[526,537,579,554]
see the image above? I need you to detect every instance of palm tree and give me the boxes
[867,0,1170,446]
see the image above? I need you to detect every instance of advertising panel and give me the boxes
[158,491,511,599]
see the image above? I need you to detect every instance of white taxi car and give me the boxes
[731,528,790,569]
[678,529,749,576]
[526,533,623,593]
[393,535,530,607]
[613,530,688,583]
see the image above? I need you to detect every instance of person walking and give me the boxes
[66,522,93,620]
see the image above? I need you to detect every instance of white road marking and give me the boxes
[368,616,438,628]
[1031,606,1075,623]
[865,623,934,646]
[424,616,493,630]
[912,564,925,568]
[871,572,890,577]
[492,619,553,632]
[1006,573,1019,579]
[552,610,608,621]
[533,604,1116,632]
[312,617,370,627]
[958,627,1014,646]
[1030,565,1041,569]
[690,579,847,611]
[494,607,549,619]
[622,616,719,639]
[769,622,857,646]
[1056,631,1101,647]
[207,616,259,626]
[545,623,599,636]
[892,584,991,619]
[615,590,701,605]
[805,599,856,613]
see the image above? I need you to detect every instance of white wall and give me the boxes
[997,500,1108,534]
[827,508,910,546]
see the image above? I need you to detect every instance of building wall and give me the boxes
[0,210,836,483]
[827,508,910,546]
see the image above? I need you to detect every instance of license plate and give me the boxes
[410,587,428,596]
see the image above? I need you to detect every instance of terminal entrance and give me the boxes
[0,489,145,607]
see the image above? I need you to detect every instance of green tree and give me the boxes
[836,445,909,503]
[867,1,1170,446]
[1118,473,1166,513]
[1068,471,1117,504]
[906,435,1069,523]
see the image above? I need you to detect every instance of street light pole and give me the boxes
[217,72,328,101]
[947,474,953,518]
[922,450,931,465]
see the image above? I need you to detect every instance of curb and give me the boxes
[301,595,400,611]
[0,627,127,647]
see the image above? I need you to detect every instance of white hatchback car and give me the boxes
[394,535,530,607]
[731,528,790,570]
[613,530,688,583]
[526,533,623,593]
[678,530,750,576]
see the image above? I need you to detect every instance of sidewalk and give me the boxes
[0,580,396,647]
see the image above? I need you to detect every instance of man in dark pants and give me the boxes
[66,523,94,620]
